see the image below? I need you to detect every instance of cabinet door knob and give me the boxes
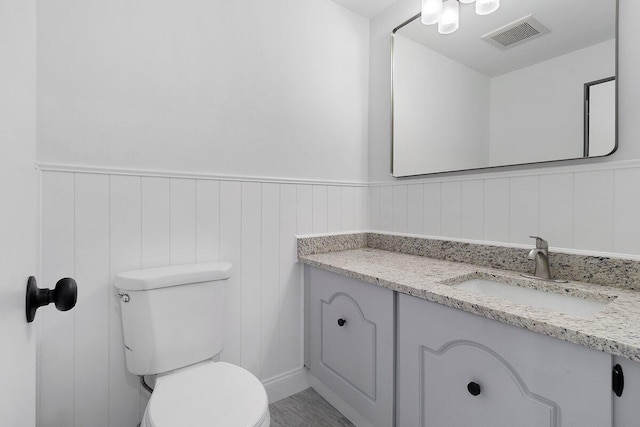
[467,381,481,396]
[337,318,346,327]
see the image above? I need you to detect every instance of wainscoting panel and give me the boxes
[407,184,424,235]
[379,185,393,232]
[169,178,197,265]
[220,180,243,367]
[74,174,110,427]
[369,163,640,257]
[460,180,484,241]
[423,182,442,236]
[241,181,263,377]
[312,185,329,234]
[392,185,408,233]
[39,172,75,427]
[141,177,171,268]
[327,186,342,233]
[441,182,461,238]
[539,173,574,249]
[297,185,314,234]
[573,170,615,252]
[109,175,143,427]
[279,184,300,374]
[613,168,640,255]
[483,178,510,243]
[195,179,221,263]
[340,186,355,232]
[509,176,539,245]
[37,169,367,427]
[261,182,281,380]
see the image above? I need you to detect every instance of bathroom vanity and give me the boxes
[300,233,640,427]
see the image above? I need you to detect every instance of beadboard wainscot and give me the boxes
[37,164,368,427]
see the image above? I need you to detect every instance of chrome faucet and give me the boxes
[527,236,551,280]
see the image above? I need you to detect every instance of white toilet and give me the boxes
[115,262,270,427]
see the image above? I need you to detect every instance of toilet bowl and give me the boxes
[115,262,270,427]
[141,361,270,427]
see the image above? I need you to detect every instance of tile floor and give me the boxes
[269,388,354,427]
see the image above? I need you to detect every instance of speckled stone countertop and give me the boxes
[299,247,640,362]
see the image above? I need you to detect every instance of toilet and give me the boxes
[115,262,270,427]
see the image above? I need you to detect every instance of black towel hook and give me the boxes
[26,276,77,323]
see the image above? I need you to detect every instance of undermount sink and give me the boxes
[452,278,609,318]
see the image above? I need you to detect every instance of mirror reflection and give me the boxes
[391,0,617,177]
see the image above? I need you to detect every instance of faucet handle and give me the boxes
[529,236,548,249]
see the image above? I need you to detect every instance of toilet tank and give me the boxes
[115,262,232,376]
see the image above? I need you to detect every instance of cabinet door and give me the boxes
[418,341,557,426]
[397,293,612,427]
[308,267,394,427]
[613,356,640,427]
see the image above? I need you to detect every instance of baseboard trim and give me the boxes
[263,367,310,403]
[307,372,374,427]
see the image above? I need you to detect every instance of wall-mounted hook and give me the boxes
[26,276,77,323]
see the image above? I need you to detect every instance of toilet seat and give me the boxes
[142,361,270,427]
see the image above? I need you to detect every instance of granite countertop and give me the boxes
[299,247,640,362]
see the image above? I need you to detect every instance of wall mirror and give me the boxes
[391,0,617,177]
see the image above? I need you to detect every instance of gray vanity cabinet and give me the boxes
[307,267,394,427]
[397,293,612,427]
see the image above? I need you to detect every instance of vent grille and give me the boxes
[491,22,539,47]
[482,15,550,50]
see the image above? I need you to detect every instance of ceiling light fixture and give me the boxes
[421,0,500,35]
[421,0,443,25]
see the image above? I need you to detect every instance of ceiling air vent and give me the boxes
[481,15,550,50]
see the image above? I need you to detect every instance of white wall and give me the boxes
[38,169,367,427]
[369,0,640,258]
[0,1,37,426]
[393,34,490,176]
[489,39,616,166]
[35,0,370,426]
[37,0,369,182]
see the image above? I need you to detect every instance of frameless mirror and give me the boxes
[391,0,617,177]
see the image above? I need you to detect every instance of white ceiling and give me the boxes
[328,0,399,18]
[395,0,616,77]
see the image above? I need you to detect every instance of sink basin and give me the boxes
[452,278,608,318]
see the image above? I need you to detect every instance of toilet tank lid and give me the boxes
[115,262,232,291]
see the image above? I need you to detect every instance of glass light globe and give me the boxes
[422,0,443,25]
[476,0,499,15]
[438,0,460,34]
